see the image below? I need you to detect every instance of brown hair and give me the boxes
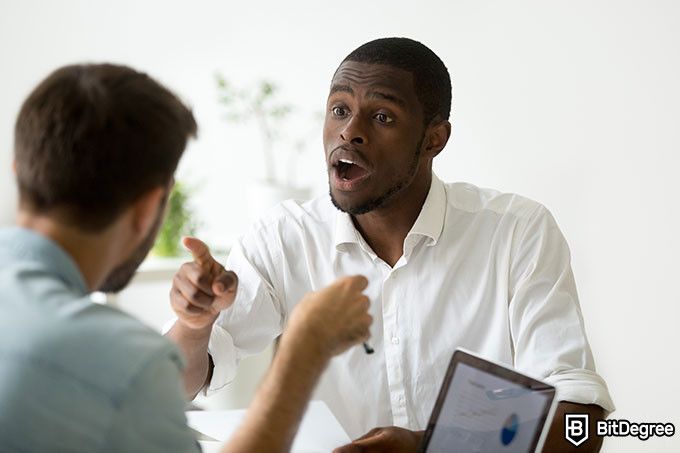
[14,63,197,231]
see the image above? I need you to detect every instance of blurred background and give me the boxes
[1,1,678,451]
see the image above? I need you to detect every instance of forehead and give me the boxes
[329,61,419,105]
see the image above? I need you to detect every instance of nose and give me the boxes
[340,116,367,145]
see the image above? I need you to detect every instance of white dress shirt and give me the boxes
[206,173,614,438]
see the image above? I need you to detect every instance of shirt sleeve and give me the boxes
[104,349,201,453]
[508,205,615,413]
[207,229,286,395]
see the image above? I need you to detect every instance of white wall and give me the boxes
[1,1,678,451]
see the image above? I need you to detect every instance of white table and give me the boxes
[187,401,350,453]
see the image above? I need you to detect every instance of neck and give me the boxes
[352,170,432,267]
[17,210,120,292]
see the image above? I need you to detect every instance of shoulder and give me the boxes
[26,301,183,404]
[444,181,548,223]
[0,295,184,451]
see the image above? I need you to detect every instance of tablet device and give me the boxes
[419,349,557,453]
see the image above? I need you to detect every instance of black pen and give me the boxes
[363,342,374,354]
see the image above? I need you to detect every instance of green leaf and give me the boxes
[152,182,196,257]
[269,105,292,118]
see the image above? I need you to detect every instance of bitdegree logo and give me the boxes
[596,419,675,441]
[565,414,589,446]
[565,413,676,446]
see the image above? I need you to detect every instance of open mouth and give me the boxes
[335,158,369,182]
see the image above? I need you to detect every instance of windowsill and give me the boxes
[134,252,230,283]
[92,251,230,305]
[134,255,192,283]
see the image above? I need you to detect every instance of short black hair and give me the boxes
[14,64,197,231]
[342,37,452,124]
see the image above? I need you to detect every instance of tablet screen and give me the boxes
[425,361,552,453]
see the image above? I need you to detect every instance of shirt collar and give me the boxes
[332,172,447,257]
[406,172,447,247]
[0,226,89,296]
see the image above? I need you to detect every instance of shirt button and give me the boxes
[391,337,399,345]
[399,395,406,405]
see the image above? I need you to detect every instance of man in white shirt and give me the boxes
[167,37,614,452]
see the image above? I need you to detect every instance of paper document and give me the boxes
[197,440,221,453]
[187,400,350,453]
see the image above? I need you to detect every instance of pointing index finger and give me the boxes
[182,236,215,268]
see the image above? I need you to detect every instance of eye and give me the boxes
[332,106,348,117]
[374,112,394,124]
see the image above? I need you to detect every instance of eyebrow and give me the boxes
[330,84,353,95]
[329,84,407,107]
[367,90,406,107]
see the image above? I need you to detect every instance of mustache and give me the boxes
[335,144,367,157]
[329,144,370,164]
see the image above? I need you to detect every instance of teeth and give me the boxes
[338,159,355,165]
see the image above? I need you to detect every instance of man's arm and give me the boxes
[165,323,213,398]
[509,205,611,451]
[223,276,372,453]
[333,427,423,453]
[222,321,328,452]
[165,237,238,398]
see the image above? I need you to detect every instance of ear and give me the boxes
[130,186,167,235]
[422,119,451,159]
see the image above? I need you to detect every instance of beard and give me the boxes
[97,198,166,293]
[330,139,423,216]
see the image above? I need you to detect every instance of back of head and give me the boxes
[342,37,452,125]
[14,64,197,231]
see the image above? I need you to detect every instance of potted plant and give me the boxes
[215,75,313,220]
[152,181,196,257]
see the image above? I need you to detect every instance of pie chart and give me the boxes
[501,413,519,445]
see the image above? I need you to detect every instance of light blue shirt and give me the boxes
[0,227,200,452]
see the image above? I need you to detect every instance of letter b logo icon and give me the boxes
[565,414,589,446]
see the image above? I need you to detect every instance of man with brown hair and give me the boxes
[0,63,373,452]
